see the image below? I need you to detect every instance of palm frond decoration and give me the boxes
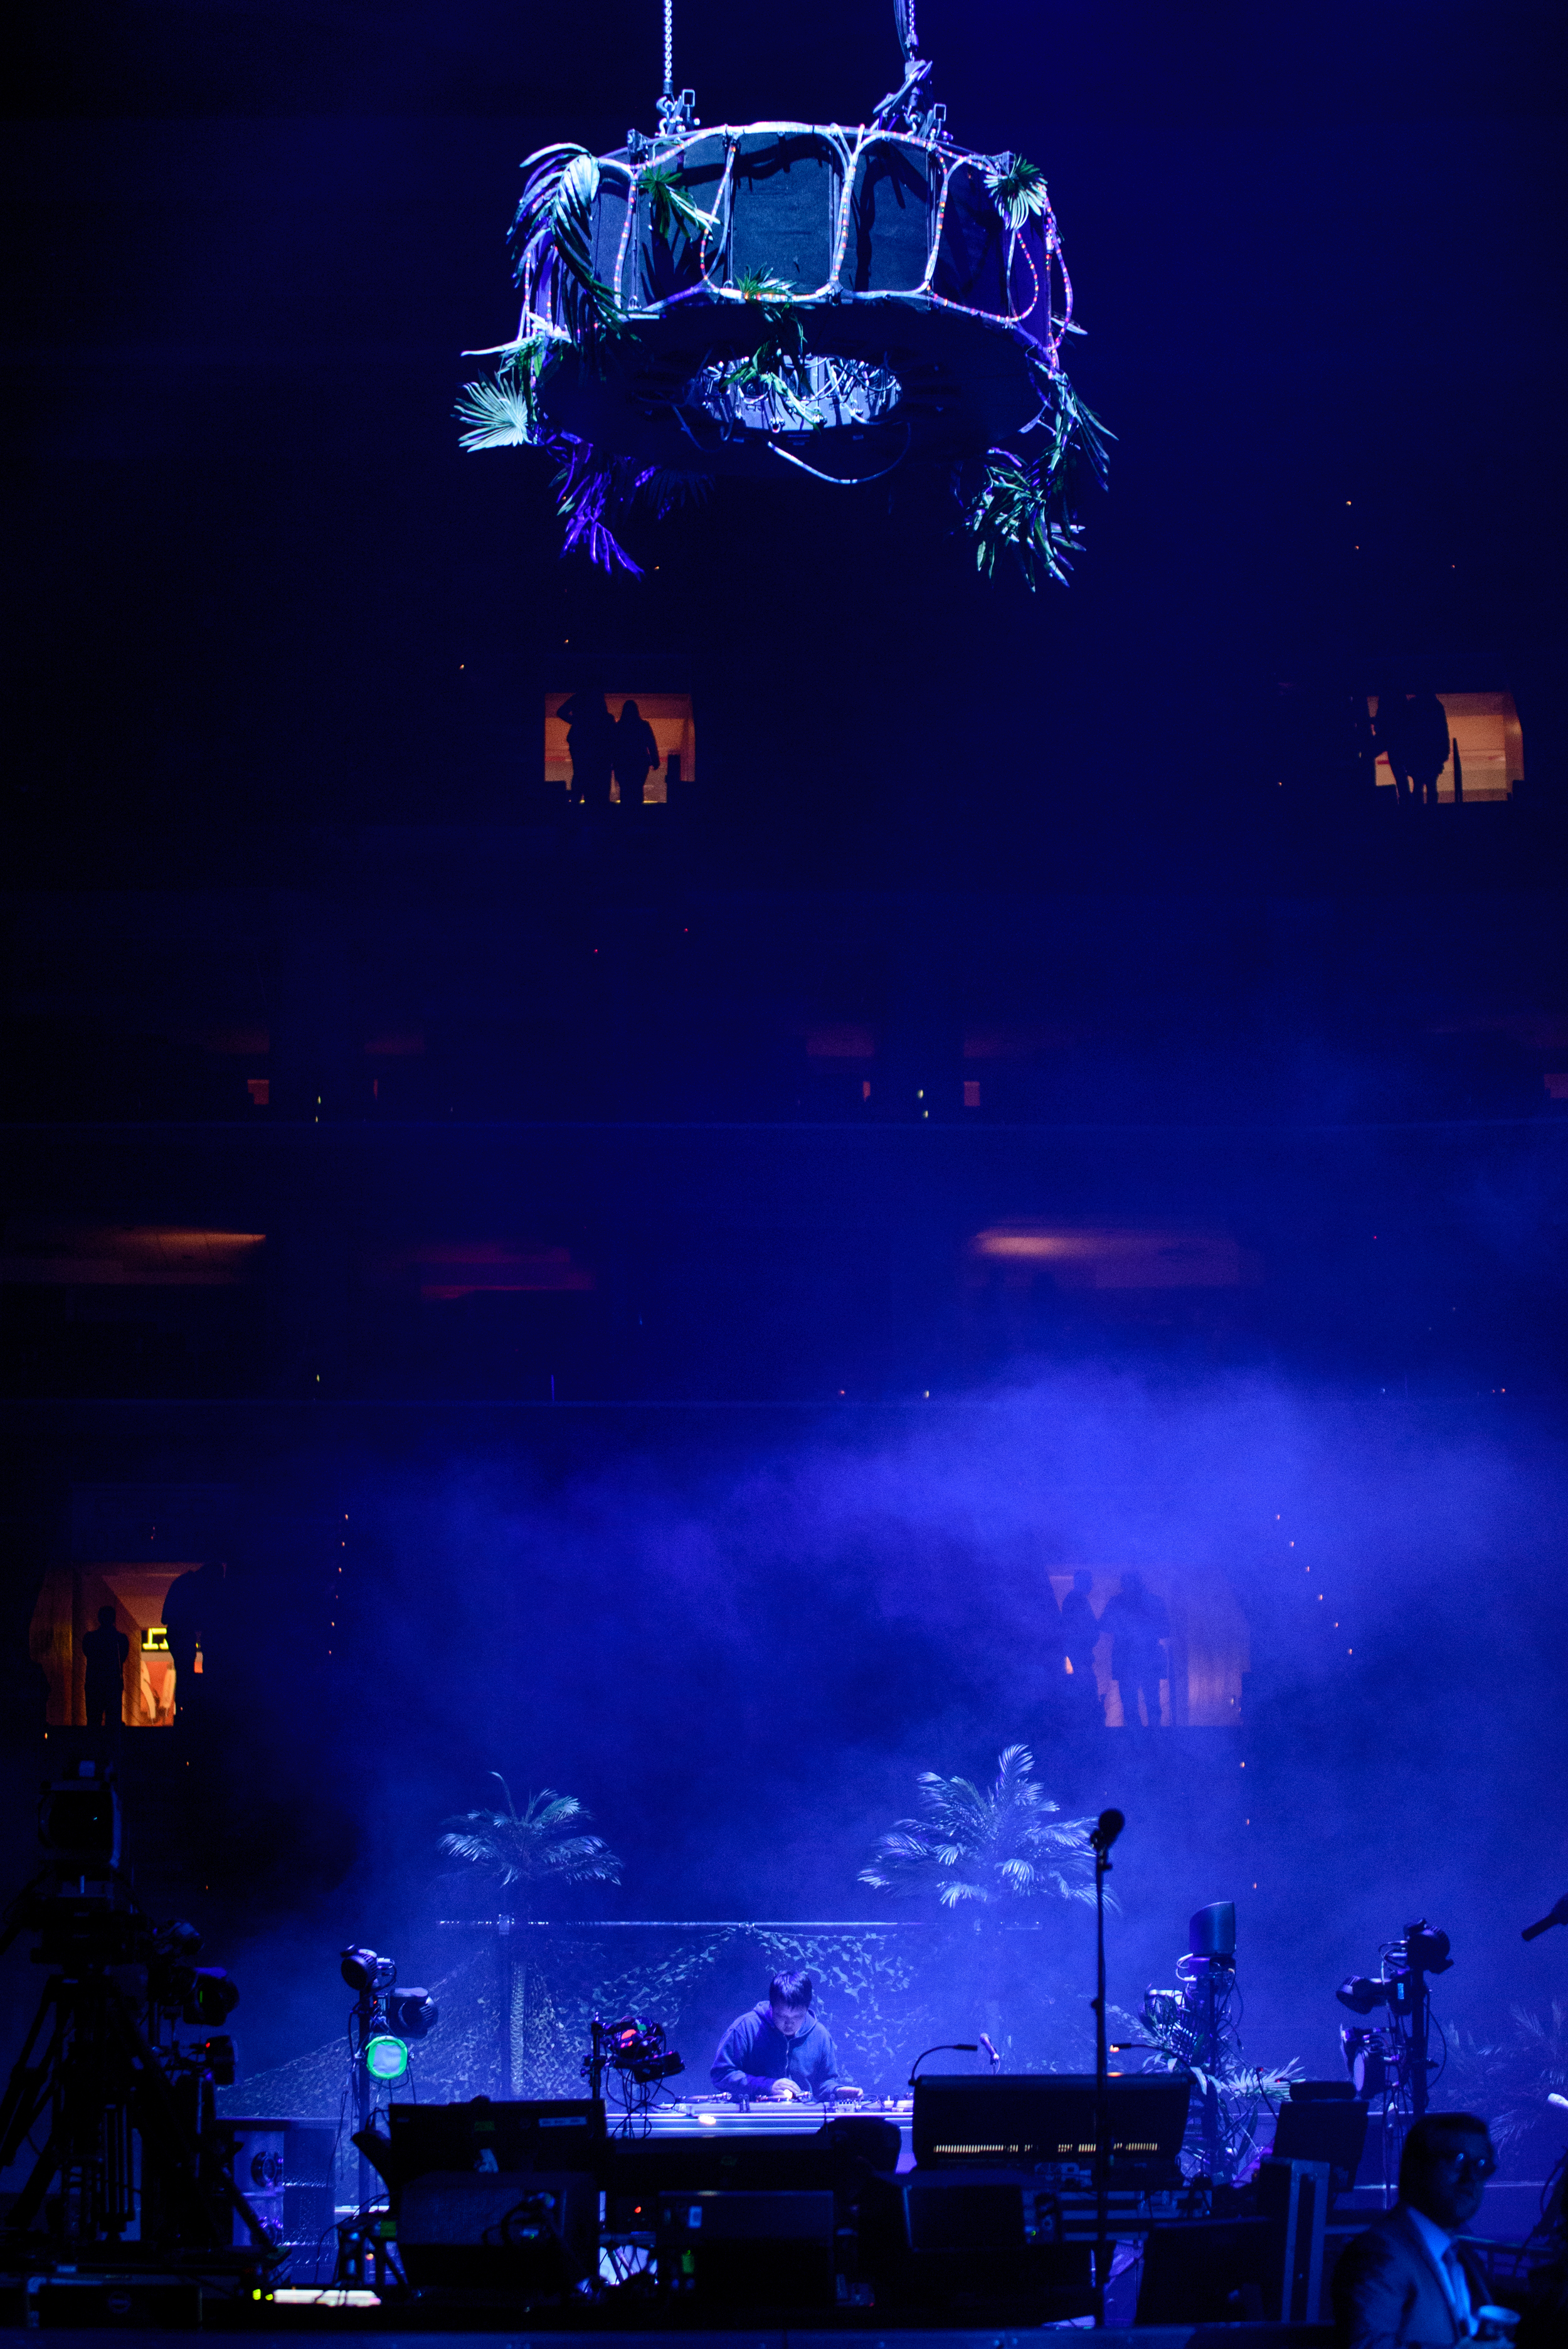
[983,152,1051,234]
[642,167,718,245]
[859,1744,1098,1911]
[963,373,1112,590]
[550,440,644,576]
[509,144,623,335]
[964,450,1081,590]
[1442,2002,1568,2151]
[632,467,712,520]
[438,1772,622,1889]
[454,343,551,451]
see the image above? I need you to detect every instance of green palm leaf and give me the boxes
[859,1744,1098,1911]
[439,1771,622,1889]
[983,152,1051,233]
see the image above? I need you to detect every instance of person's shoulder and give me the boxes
[1337,2208,1422,2269]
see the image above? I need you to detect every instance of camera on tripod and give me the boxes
[0,1759,265,2261]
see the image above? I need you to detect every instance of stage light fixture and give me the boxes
[1404,1922,1451,1975]
[1336,1974,1389,2015]
[363,2034,410,2085]
[384,1987,438,2040]
[341,1946,396,1994]
[182,1966,240,2027]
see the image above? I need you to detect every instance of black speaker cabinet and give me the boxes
[1136,2216,1282,2325]
[397,2169,599,2294]
[656,2188,836,2308]
[859,2170,1094,2321]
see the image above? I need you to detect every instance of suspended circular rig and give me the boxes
[458,2,1107,583]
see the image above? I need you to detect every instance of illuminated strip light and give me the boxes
[932,2136,1162,2155]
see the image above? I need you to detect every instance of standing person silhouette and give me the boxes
[161,1559,219,1724]
[82,1604,129,1743]
[1098,1572,1170,1729]
[1059,1569,1103,1725]
[612,700,660,813]
[1405,690,1451,810]
[1374,687,1414,805]
[557,689,615,808]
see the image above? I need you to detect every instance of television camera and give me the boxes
[0,1759,266,2259]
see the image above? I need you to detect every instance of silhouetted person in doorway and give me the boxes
[612,700,660,813]
[162,1560,219,1723]
[1374,687,1414,804]
[1406,690,1451,810]
[1059,1569,1102,1725]
[1099,1572,1170,1728]
[558,690,615,808]
[82,1604,129,1742]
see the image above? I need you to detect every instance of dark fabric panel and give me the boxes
[729,132,837,293]
[588,171,629,292]
[635,135,729,304]
[848,142,932,294]
[932,168,1009,316]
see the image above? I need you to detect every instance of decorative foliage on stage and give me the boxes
[1441,2000,1568,2155]
[858,1743,1099,1911]
[438,1774,622,1889]
[1120,1998,1300,2184]
[455,4,1108,581]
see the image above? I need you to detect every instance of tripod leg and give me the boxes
[0,1983,75,2237]
[0,1981,63,2165]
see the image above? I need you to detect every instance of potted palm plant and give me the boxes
[438,1775,622,2096]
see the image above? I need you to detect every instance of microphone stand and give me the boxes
[1088,1811,1121,2326]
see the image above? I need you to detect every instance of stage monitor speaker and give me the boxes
[397,2169,599,2294]
[1135,2159,1328,2326]
[383,2098,605,2200]
[1272,2097,1368,2195]
[603,2111,899,2208]
[912,2072,1190,2174]
[859,2170,1094,2321]
[655,2188,835,2308]
[1135,2217,1282,2325]
[1189,1901,1236,1958]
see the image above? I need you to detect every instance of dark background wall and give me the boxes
[4,1,1567,2123]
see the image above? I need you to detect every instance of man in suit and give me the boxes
[1333,2110,1496,2346]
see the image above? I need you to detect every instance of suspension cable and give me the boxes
[663,0,673,100]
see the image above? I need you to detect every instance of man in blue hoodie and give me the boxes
[711,1970,840,2103]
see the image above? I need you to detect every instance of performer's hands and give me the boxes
[765,2078,803,2101]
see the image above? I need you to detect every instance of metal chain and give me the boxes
[664,0,673,98]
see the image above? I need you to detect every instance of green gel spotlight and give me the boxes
[364,2033,409,2084]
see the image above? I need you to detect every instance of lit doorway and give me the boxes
[31,1563,197,1728]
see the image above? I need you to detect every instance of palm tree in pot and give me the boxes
[439,1775,622,2096]
[859,1744,1098,2062]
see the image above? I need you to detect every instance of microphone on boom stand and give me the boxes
[1091,1807,1126,1855]
[1522,1894,1568,1942]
